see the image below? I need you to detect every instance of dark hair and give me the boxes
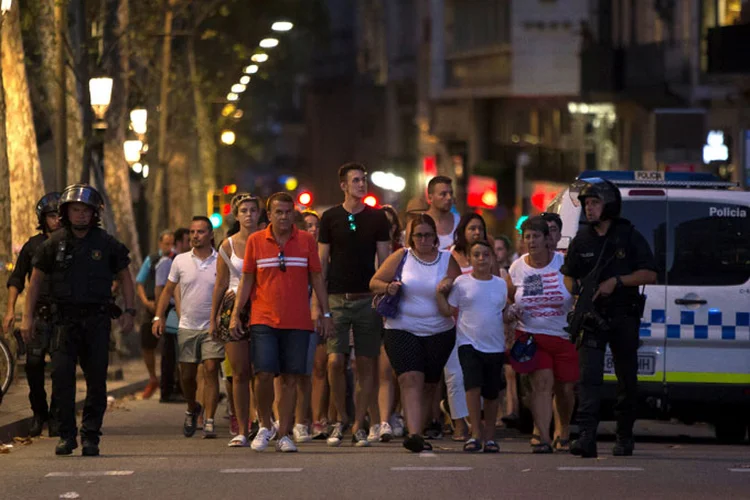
[174,227,189,242]
[258,208,270,226]
[427,175,452,194]
[454,213,488,255]
[266,192,295,212]
[338,162,367,184]
[231,193,261,216]
[540,212,563,231]
[521,216,550,236]
[494,234,513,253]
[226,220,240,237]
[381,205,402,247]
[406,213,439,249]
[468,240,493,253]
[192,215,214,231]
[301,209,319,221]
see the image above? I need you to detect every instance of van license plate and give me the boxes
[604,353,656,376]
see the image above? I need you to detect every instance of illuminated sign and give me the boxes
[703,130,729,164]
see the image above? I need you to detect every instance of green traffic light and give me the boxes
[209,213,223,229]
[515,215,529,234]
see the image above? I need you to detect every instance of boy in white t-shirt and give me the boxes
[437,240,507,453]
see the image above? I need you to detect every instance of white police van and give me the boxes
[548,171,750,443]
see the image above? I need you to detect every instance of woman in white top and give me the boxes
[370,214,461,453]
[506,216,578,453]
[209,193,261,447]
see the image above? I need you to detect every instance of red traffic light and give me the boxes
[297,191,313,206]
[222,203,232,215]
[223,184,237,195]
[363,194,378,207]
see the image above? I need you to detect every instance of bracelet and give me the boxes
[152,316,160,322]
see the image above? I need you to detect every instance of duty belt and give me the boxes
[51,303,109,318]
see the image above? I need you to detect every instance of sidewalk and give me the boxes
[0,356,150,442]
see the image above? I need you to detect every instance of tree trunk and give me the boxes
[187,36,216,217]
[101,0,142,267]
[166,135,192,229]
[1,2,46,252]
[0,25,12,314]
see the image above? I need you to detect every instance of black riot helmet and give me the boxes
[59,184,104,229]
[35,192,61,229]
[577,177,621,221]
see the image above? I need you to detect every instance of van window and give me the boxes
[667,202,750,286]
[621,200,667,284]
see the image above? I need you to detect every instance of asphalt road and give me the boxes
[1,397,748,500]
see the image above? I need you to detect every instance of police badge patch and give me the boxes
[92,249,102,260]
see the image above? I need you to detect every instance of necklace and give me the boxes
[410,249,441,266]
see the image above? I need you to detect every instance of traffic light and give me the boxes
[515,215,529,234]
[207,189,224,228]
[223,184,237,195]
[297,191,313,207]
[222,203,232,216]
[363,194,378,207]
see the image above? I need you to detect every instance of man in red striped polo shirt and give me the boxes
[230,192,334,452]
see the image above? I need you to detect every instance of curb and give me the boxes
[0,378,149,443]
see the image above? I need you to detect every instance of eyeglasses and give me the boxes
[348,213,357,232]
[278,251,286,272]
[413,232,435,240]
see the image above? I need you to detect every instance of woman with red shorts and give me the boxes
[506,216,577,453]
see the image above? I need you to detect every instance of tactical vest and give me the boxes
[48,228,116,304]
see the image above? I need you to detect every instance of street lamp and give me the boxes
[259,38,279,48]
[240,75,250,85]
[130,108,147,135]
[227,92,239,102]
[220,130,236,145]
[272,21,293,32]
[89,77,113,128]
[251,53,269,63]
[123,140,143,163]
[231,83,246,93]
[1,0,12,14]
[244,64,259,74]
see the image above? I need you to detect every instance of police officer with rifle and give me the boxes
[4,192,62,437]
[20,184,135,457]
[561,178,657,458]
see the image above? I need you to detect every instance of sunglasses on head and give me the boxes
[278,251,286,272]
[348,213,357,232]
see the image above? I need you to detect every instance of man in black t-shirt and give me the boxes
[319,162,391,447]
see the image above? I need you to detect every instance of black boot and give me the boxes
[612,436,634,456]
[81,439,100,457]
[570,430,598,458]
[28,414,47,437]
[55,438,78,456]
[48,418,60,438]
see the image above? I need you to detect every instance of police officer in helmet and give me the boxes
[4,192,62,437]
[561,178,657,458]
[20,184,135,457]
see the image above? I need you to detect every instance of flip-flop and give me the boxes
[483,440,500,453]
[553,437,570,452]
[228,435,248,447]
[529,434,542,447]
[531,442,554,454]
[463,438,482,452]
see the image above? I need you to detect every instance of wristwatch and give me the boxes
[615,275,624,288]
[125,308,136,317]
[322,312,332,319]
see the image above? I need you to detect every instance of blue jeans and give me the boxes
[251,325,313,375]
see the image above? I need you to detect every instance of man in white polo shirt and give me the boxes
[153,216,224,438]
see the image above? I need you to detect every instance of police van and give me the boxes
[548,170,750,443]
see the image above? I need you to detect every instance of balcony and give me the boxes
[580,45,623,98]
[623,42,691,88]
[443,47,512,97]
[707,23,750,74]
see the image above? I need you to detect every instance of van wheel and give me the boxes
[714,418,748,444]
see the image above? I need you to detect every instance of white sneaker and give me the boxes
[293,423,312,443]
[251,427,271,452]
[327,422,344,447]
[367,424,380,443]
[203,419,217,439]
[379,421,393,442]
[269,420,279,441]
[390,414,405,438]
[276,435,298,453]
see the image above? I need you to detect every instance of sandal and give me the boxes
[531,442,554,454]
[483,440,500,453]
[553,437,570,452]
[422,441,433,452]
[228,435,248,448]
[463,438,482,452]
[529,434,542,447]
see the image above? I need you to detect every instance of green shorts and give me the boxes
[177,328,225,364]
[327,295,382,358]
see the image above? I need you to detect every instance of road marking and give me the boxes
[46,471,134,478]
[729,468,750,473]
[220,468,303,474]
[419,452,437,458]
[391,467,473,472]
[558,467,644,472]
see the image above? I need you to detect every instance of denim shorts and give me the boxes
[251,325,313,375]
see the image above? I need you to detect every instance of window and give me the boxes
[451,0,510,53]
[621,200,668,284]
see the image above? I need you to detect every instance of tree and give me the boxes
[1,1,45,251]
[0,15,12,312]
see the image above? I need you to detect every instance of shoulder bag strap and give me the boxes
[393,249,409,282]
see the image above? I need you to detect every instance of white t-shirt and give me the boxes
[509,254,573,338]
[437,212,461,250]
[384,250,455,336]
[167,248,218,330]
[448,274,507,353]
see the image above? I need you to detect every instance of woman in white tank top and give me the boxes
[209,193,261,447]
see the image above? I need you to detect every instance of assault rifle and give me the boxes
[564,247,614,347]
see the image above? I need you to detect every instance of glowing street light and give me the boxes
[227,92,239,102]
[142,164,150,178]
[244,64,259,74]
[130,108,147,135]
[231,83,246,93]
[259,38,279,48]
[251,53,269,63]
[89,77,113,121]
[272,21,294,32]
[220,130,236,145]
[123,140,143,163]
[1,0,13,15]
[240,75,251,85]
[132,162,143,174]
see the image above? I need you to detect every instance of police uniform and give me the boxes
[32,186,130,455]
[561,180,656,457]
